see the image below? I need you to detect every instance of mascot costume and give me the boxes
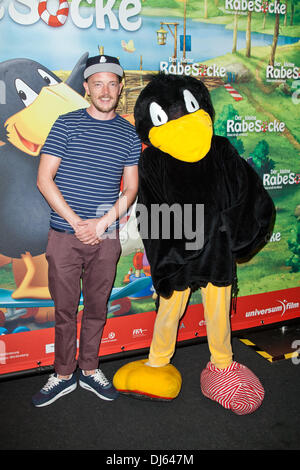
[113,73,275,415]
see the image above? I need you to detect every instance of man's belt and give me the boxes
[50,225,75,234]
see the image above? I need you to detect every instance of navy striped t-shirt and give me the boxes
[41,108,141,231]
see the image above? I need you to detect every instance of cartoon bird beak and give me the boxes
[4,83,89,156]
[148,109,213,163]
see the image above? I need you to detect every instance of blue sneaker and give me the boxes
[79,369,119,401]
[32,373,77,407]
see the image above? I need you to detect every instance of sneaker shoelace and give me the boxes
[42,374,62,391]
[91,369,110,387]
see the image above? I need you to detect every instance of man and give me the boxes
[32,55,141,407]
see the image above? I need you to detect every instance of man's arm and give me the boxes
[37,153,82,232]
[75,164,139,243]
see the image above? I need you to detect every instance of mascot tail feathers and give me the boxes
[200,361,264,415]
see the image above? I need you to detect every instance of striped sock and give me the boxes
[200,361,265,415]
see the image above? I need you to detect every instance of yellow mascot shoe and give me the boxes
[113,359,182,401]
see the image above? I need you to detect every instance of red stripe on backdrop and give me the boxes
[0,287,299,376]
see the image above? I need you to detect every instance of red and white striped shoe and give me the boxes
[200,361,265,415]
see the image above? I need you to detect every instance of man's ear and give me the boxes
[83,80,90,96]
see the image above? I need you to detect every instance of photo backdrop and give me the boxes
[0,0,299,376]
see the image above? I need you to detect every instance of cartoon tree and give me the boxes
[204,0,208,18]
[262,1,269,29]
[214,104,245,155]
[246,11,252,57]
[269,0,280,65]
[284,0,288,25]
[248,139,275,178]
[232,11,239,53]
[290,0,300,25]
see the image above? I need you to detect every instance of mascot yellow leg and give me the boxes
[147,288,191,367]
[113,288,190,400]
[201,283,233,369]
[113,284,233,400]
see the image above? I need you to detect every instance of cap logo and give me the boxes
[100,56,107,63]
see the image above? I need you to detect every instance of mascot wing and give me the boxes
[219,139,275,260]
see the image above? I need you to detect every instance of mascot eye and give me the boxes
[183,89,200,113]
[15,79,38,107]
[149,102,168,126]
[38,69,59,86]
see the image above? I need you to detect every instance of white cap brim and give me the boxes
[84,63,124,79]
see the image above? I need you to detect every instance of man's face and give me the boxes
[84,72,123,114]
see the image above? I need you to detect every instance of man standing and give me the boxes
[32,55,141,407]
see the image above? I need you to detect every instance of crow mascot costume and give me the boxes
[113,73,275,415]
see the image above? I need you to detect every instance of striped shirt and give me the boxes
[41,108,141,231]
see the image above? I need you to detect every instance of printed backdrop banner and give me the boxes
[0,0,299,376]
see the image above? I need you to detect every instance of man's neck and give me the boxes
[86,105,117,121]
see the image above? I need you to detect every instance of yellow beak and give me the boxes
[5,83,88,156]
[148,109,213,163]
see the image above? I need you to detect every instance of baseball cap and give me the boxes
[84,55,124,80]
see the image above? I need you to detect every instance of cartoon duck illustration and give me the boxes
[0,54,89,310]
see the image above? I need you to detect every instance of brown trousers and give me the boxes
[46,229,121,375]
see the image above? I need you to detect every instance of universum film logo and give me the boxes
[245,299,299,319]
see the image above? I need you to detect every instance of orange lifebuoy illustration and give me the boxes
[38,0,69,27]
